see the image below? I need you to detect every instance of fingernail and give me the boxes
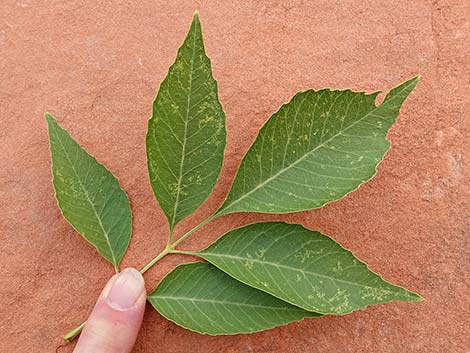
[107,268,144,310]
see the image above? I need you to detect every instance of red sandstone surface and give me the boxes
[1,1,468,352]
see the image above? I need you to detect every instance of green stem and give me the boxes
[140,247,170,274]
[167,228,175,248]
[63,321,86,341]
[170,249,197,255]
[171,213,219,248]
[63,213,220,341]
[139,213,219,274]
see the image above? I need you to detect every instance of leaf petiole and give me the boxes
[171,213,219,248]
[169,249,197,256]
[139,212,219,274]
[166,229,174,248]
[63,321,86,341]
[140,247,171,274]
[64,246,171,341]
[63,213,217,342]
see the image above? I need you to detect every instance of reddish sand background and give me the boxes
[1,1,469,352]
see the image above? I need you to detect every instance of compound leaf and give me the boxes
[197,222,421,314]
[148,262,319,335]
[46,113,132,271]
[216,77,419,216]
[147,13,226,231]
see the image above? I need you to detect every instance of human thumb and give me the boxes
[73,268,146,353]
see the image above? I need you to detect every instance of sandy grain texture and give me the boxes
[0,1,468,352]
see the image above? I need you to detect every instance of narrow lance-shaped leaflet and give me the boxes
[196,222,421,314]
[216,77,419,216]
[148,262,320,335]
[46,114,132,272]
[146,12,226,232]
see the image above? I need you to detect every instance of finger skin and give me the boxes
[73,268,146,353]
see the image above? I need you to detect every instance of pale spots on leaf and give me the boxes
[169,182,188,197]
[308,285,326,300]
[198,115,215,128]
[171,103,179,114]
[219,78,418,215]
[199,221,420,314]
[295,247,325,264]
[332,261,344,273]
[147,14,226,228]
[46,114,131,269]
[244,259,254,270]
[255,248,266,259]
[360,286,392,302]
[186,174,203,186]
[328,288,352,314]
[173,60,184,72]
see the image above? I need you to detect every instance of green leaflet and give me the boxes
[196,222,421,314]
[46,114,132,271]
[146,13,226,231]
[148,262,319,335]
[46,13,423,340]
[216,77,419,216]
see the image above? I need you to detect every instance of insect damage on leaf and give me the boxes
[146,12,226,232]
[196,222,421,315]
[216,76,420,216]
[47,12,421,340]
